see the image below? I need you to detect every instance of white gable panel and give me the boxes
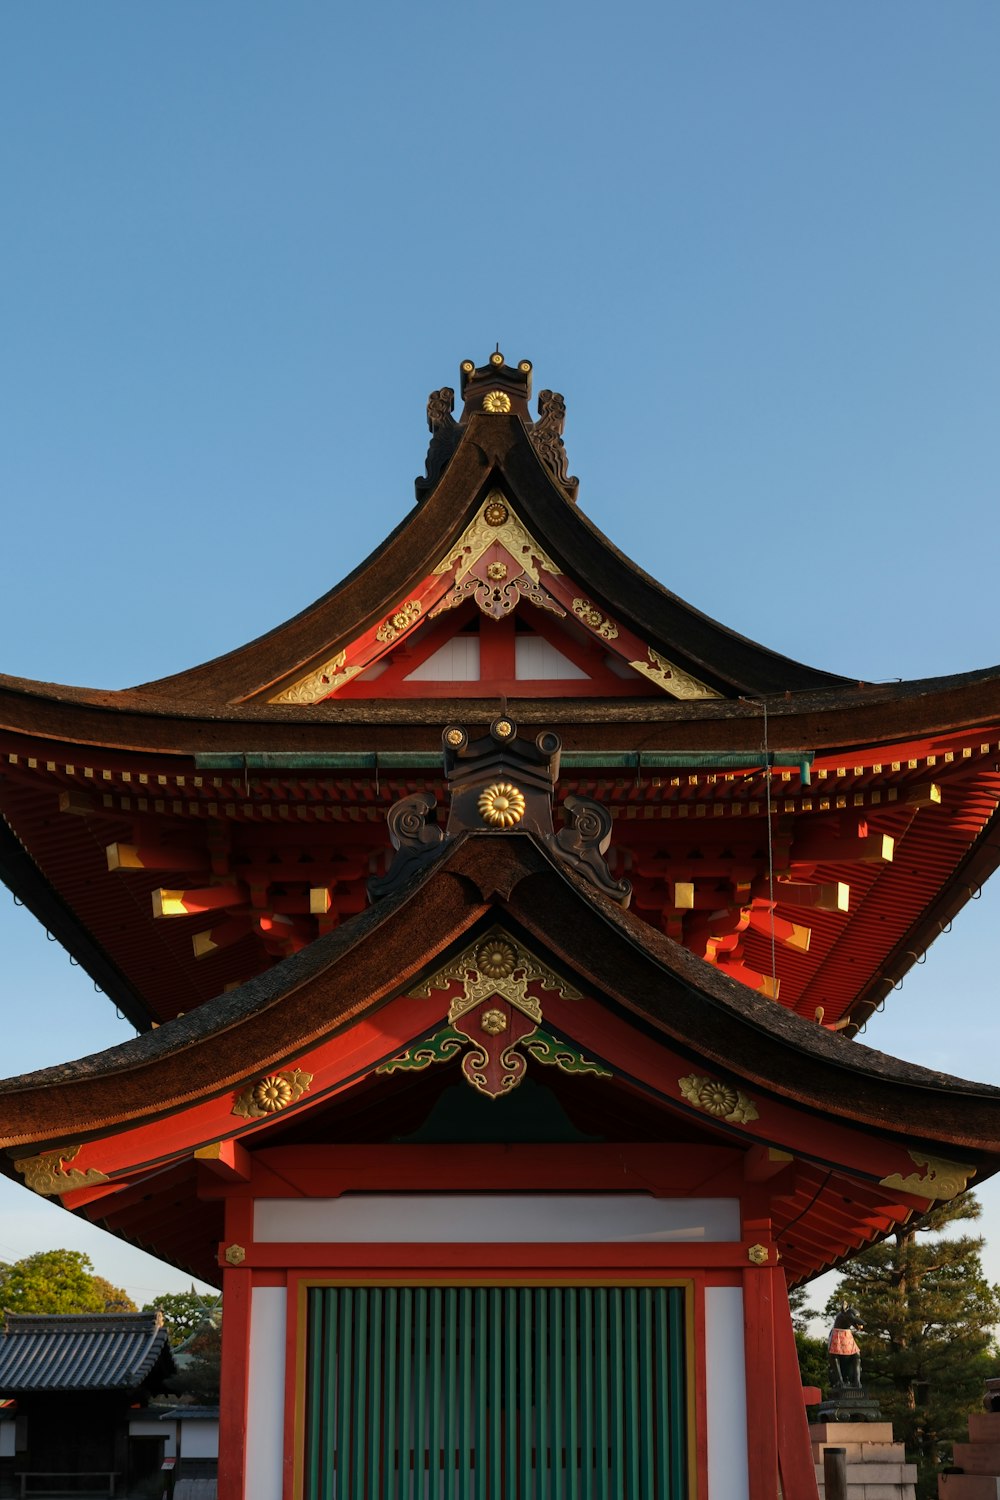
[515,636,588,680]
[405,637,481,681]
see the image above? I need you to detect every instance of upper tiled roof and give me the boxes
[0,1312,173,1393]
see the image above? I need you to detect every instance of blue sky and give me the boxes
[1,3,999,1305]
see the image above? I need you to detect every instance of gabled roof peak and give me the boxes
[418,351,579,503]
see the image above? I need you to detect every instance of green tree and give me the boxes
[142,1288,221,1348]
[825,1193,1000,1498]
[0,1249,135,1315]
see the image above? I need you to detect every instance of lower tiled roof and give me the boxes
[0,1312,173,1393]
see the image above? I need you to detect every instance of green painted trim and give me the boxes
[194,747,814,783]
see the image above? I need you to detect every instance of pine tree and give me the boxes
[825,1193,1000,1497]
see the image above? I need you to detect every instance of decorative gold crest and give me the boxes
[410,925,581,1025]
[747,1243,770,1265]
[483,390,511,413]
[627,647,722,702]
[268,650,363,705]
[879,1151,975,1202]
[232,1068,313,1120]
[224,1244,247,1266]
[572,598,619,641]
[376,599,422,645]
[483,498,509,526]
[678,1073,759,1125]
[478,783,526,828]
[14,1144,109,1197]
[433,492,561,586]
[480,1008,508,1035]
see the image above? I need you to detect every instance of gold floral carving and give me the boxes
[224,1244,247,1266]
[678,1073,759,1125]
[376,599,422,645]
[487,561,508,581]
[269,651,363,705]
[483,391,511,413]
[14,1145,109,1197]
[478,782,526,828]
[747,1243,770,1265]
[232,1068,313,1120]
[433,492,562,587]
[627,648,722,702]
[480,1008,508,1035]
[572,598,619,641]
[410,925,581,1026]
[879,1151,975,1202]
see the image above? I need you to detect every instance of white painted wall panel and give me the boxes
[705,1286,749,1500]
[180,1420,219,1459]
[246,1287,286,1500]
[255,1194,740,1243]
[404,637,480,681]
[515,635,588,679]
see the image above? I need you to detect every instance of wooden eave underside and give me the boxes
[2,835,998,1286]
[4,683,1000,1033]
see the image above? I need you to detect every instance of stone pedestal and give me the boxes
[810,1421,917,1498]
[939,1409,1000,1497]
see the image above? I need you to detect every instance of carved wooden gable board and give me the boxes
[266,492,722,705]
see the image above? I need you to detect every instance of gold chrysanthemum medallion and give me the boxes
[478,783,526,828]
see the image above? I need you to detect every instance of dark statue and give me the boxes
[828,1306,863,1387]
[815,1305,882,1424]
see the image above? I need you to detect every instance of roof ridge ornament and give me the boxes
[368,719,631,907]
[415,353,578,502]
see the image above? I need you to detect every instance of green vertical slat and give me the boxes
[609,1290,624,1499]
[474,1288,489,1500]
[504,1289,517,1496]
[623,1288,640,1498]
[638,1289,654,1499]
[459,1288,473,1488]
[382,1289,397,1500]
[322,1291,339,1500]
[537,1285,549,1492]
[565,1288,580,1500]
[668,1289,687,1496]
[580,1290,595,1500]
[444,1289,458,1500]
[490,1287,503,1497]
[335,1290,353,1500]
[429,1288,442,1488]
[367,1290,382,1496]
[414,1289,428,1496]
[654,1290,670,1499]
[398,1289,412,1500]
[519,1288,533,1500]
[551,1288,564,1500]
[352,1289,368,1497]
[595,1290,609,1500]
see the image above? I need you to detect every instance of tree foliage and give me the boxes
[825,1193,1000,1497]
[142,1288,221,1348]
[0,1249,135,1315]
[789,1282,827,1397]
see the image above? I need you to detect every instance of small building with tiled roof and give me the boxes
[0,1311,175,1496]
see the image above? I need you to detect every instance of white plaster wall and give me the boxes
[179,1420,219,1459]
[245,1287,286,1500]
[705,1286,749,1500]
[254,1194,740,1243]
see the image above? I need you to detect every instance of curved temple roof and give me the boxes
[2,353,1000,1042]
[2,817,998,1288]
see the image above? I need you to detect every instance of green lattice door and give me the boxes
[303,1285,688,1498]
